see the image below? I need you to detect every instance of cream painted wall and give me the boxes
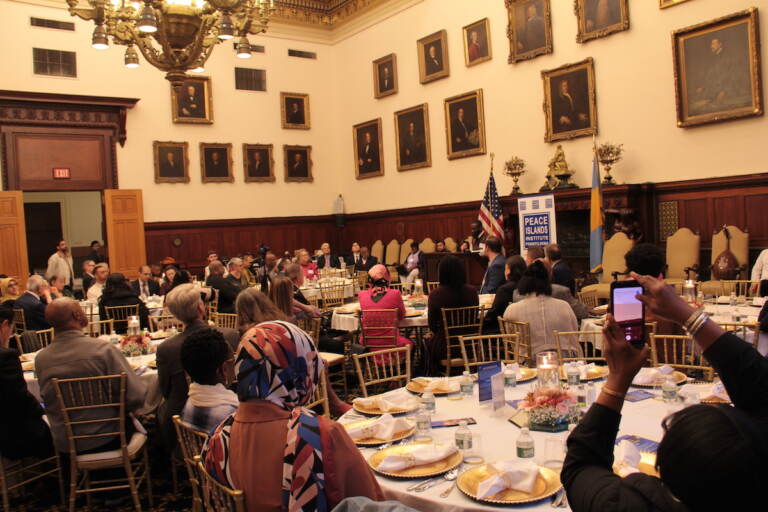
[23,190,102,246]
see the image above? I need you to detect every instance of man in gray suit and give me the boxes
[155,284,239,445]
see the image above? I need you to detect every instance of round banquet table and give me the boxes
[339,377,714,512]
[331,303,429,331]
[300,280,357,302]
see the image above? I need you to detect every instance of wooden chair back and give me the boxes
[356,270,370,290]
[319,282,347,311]
[370,240,385,264]
[459,334,518,373]
[196,456,245,512]
[104,304,140,332]
[399,239,414,264]
[0,453,63,512]
[12,308,26,333]
[719,281,761,298]
[305,369,330,418]
[419,238,436,254]
[714,321,760,350]
[149,314,184,332]
[205,287,219,319]
[214,313,237,330]
[360,309,399,350]
[172,416,208,512]
[25,328,54,352]
[296,316,321,344]
[498,318,533,366]
[553,330,602,363]
[440,306,482,376]
[577,290,599,309]
[650,334,714,381]
[666,228,700,280]
[444,237,458,252]
[426,281,440,294]
[599,232,633,283]
[85,319,115,337]
[353,346,411,397]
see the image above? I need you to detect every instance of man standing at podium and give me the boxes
[467,220,487,252]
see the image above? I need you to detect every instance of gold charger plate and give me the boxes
[559,365,609,381]
[335,307,359,315]
[614,451,659,478]
[368,443,462,478]
[19,354,32,362]
[406,378,459,395]
[147,359,157,369]
[344,418,416,446]
[517,367,537,383]
[21,361,34,372]
[630,370,687,388]
[457,464,561,505]
[404,309,423,318]
[353,401,417,416]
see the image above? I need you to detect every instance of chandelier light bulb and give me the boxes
[218,13,235,40]
[91,25,109,50]
[138,4,158,33]
[236,37,251,58]
[124,46,140,68]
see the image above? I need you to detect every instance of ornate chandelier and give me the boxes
[66,0,276,88]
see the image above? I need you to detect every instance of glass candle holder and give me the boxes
[414,279,424,297]
[537,351,560,390]
[683,280,697,303]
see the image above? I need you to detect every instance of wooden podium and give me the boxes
[422,252,488,287]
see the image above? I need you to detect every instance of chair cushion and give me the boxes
[319,352,345,366]
[76,432,147,464]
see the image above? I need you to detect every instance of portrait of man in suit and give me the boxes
[464,18,491,66]
[373,54,398,98]
[425,43,443,75]
[171,77,212,124]
[201,144,233,182]
[516,1,546,53]
[584,0,621,32]
[153,141,189,183]
[205,150,227,177]
[179,84,203,119]
[379,63,394,92]
[282,93,310,129]
[450,104,478,153]
[353,119,383,179]
[285,146,313,182]
[286,99,304,125]
[396,104,430,170]
[551,73,590,134]
[244,145,274,182]
[444,90,486,159]
[418,30,449,83]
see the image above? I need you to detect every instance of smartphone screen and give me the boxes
[611,285,644,344]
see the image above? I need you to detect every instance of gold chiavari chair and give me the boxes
[172,416,209,512]
[12,309,26,334]
[353,346,411,398]
[149,314,183,333]
[440,306,483,376]
[296,316,321,343]
[195,456,245,512]
[52,373,152,512]
[498,318,534,367]
[720,280,761,298]
[214,313,238,330]
[459,334,519,373]
[104,304,140,333]
[1,452,64,512]
[426,281,440,294]
[80,302,95,319]
[205,288,218,320]
[356,270,370,291]
[553,330,604,363]
[360,309,399,350]
[297,316,347,397]
[651,334,714,381]
[25,328,54,352]
[305,368,331,418]
[85,319,115,338]
[714,321,761,350]
[319,282,347,312]
[577,290,600,309]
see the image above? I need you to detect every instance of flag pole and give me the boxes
[490,152,495,175]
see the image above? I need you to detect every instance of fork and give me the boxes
[439,465,462,498]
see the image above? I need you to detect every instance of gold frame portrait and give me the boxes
[660,0,692,8]
[243,143,275,183]
[373,54,398,99]
[542,57,598,142]
[153,141,189,184]
[575,0,630,44]
[394,103,432,172]
[281,92,311,130]
[418,29,450,84]
[353,118,384,180]
[170,76,213,124]
[672,8,763,128]
[444,89,487,160]
[506,0,553,64]
[284,145,313,183]
[463,18,492,67]
[199,142,234,183]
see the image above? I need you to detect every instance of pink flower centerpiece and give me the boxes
[119,334,153,357]
[520,387,577,432]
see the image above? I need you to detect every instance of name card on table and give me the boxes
[478,361,502,402]
[491,372,505,411]
[615,435,659,453]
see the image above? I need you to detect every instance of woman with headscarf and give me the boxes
[201,321,383,511]
[0,277,20,307]
[98,273,150,333]
[358,264,413,353]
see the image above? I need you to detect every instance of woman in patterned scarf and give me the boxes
[201,320,382,511]
[358,265,413,355]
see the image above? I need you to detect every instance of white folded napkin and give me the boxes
[680,382,730,402]
[377,443,458,472]
[476,460,540,498]
[412,377,460,393]
[505,363,522,378]
[632,365,674,385]
[345,414,413,440]
[564,361,596,379]
[353,388,420,412]
[614,440,641,477]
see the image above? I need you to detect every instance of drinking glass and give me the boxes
[540,437,566,473]
[462,432,484,464]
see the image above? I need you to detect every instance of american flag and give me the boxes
[479,172,504,239]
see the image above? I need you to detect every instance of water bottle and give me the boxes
[729,291,737,307]
[455,420,472,450]
[127,316,140,336]
[421,391,436,413]
[460,371,473,398]
[566,365,581,386]
[516,428,535,458]
[109,329,119,344]
[662,375,678,402]
[415,405,432,440]
[504,368,517,388]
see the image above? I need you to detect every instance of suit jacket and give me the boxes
[451,117,475,152]
[513,284,588,320]
[0,346,52,459]
[156,320,239,444]
[98,289,150,333]
[205,274,241,314]
[179,93,203,118]
[552,260,576,294]
[131,279,160,297]
[15,292,50,331]
[316,254,341,270]
[425,55,442,75]
[482,279,519,333]
[480,254,506,294]
[359,143,380,173]
[35,330,147,453]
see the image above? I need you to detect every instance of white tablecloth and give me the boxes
[300,280,356,302]
[331,303,428,331]
[340,377,685,511]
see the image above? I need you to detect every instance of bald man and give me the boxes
[34,299,147,454]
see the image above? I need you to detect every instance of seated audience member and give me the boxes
[346,242,362,267]
[546,243,575,294]
[241,253,257,285]
[750,247,768,296]
[180,327,238,434]
[150,262,164,283]
[625,243,666,279]
[524,244,545,264]
[0,277,20,307]
[359,265,413,352]
[157,284,239,445]
[202,321,383,510]
[86,263,110,302]
[459,240,471,253]
[0,306,54,460]
[563,273,768,511]
[483,255,527,332]
[35,299,146,454]
[226,257,249,290]
[284,263,322,319]
[268,277,298,323]
[479,237,505,294]
[398,241,424,285]
[203,251,221,280]
[276,251,293,273]
[206,260,241,314]
[257,251,281,292]
[759,301,768,333]
[235,288,288,332]
[49,274,75,299]
[170,269,192,291]
[86,240,105,264]
[503,260,579,357]
[355,246,378,272]
[427,255,479,375]
[131,265,161,297]
[98,273,149,332]
[435,240,450,253]
[81,260,96,293]
[511,259,588,320]
[298,249,319,281]
[159,265,179,296]
[317,242,341,270]
[15,275,52,331]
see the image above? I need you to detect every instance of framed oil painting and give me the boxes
[444,89,486,160]
[542,57,598,142]
[395,103,431,171]
[284,145,313,182]
[506,0,553,64]
[373,53,398,99]
[171,76,213,124]
[575,0,629,44]
[243,143,275,183]
[660,0,692,8]
[200,143,234,183]
[672,8,763,128]
[418,30,450,84]
[353,118,384,179]
[281,92,310,129]
[153,141,189,184]
[463,18,492,67]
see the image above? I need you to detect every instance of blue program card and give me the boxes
[616,435,660,453]
[478,361,502,402]
[625,390,656,402]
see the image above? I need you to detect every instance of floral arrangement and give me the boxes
[520,388,577,427]
[119,334,153,357]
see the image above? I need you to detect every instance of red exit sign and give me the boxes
[52,167,71,179]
